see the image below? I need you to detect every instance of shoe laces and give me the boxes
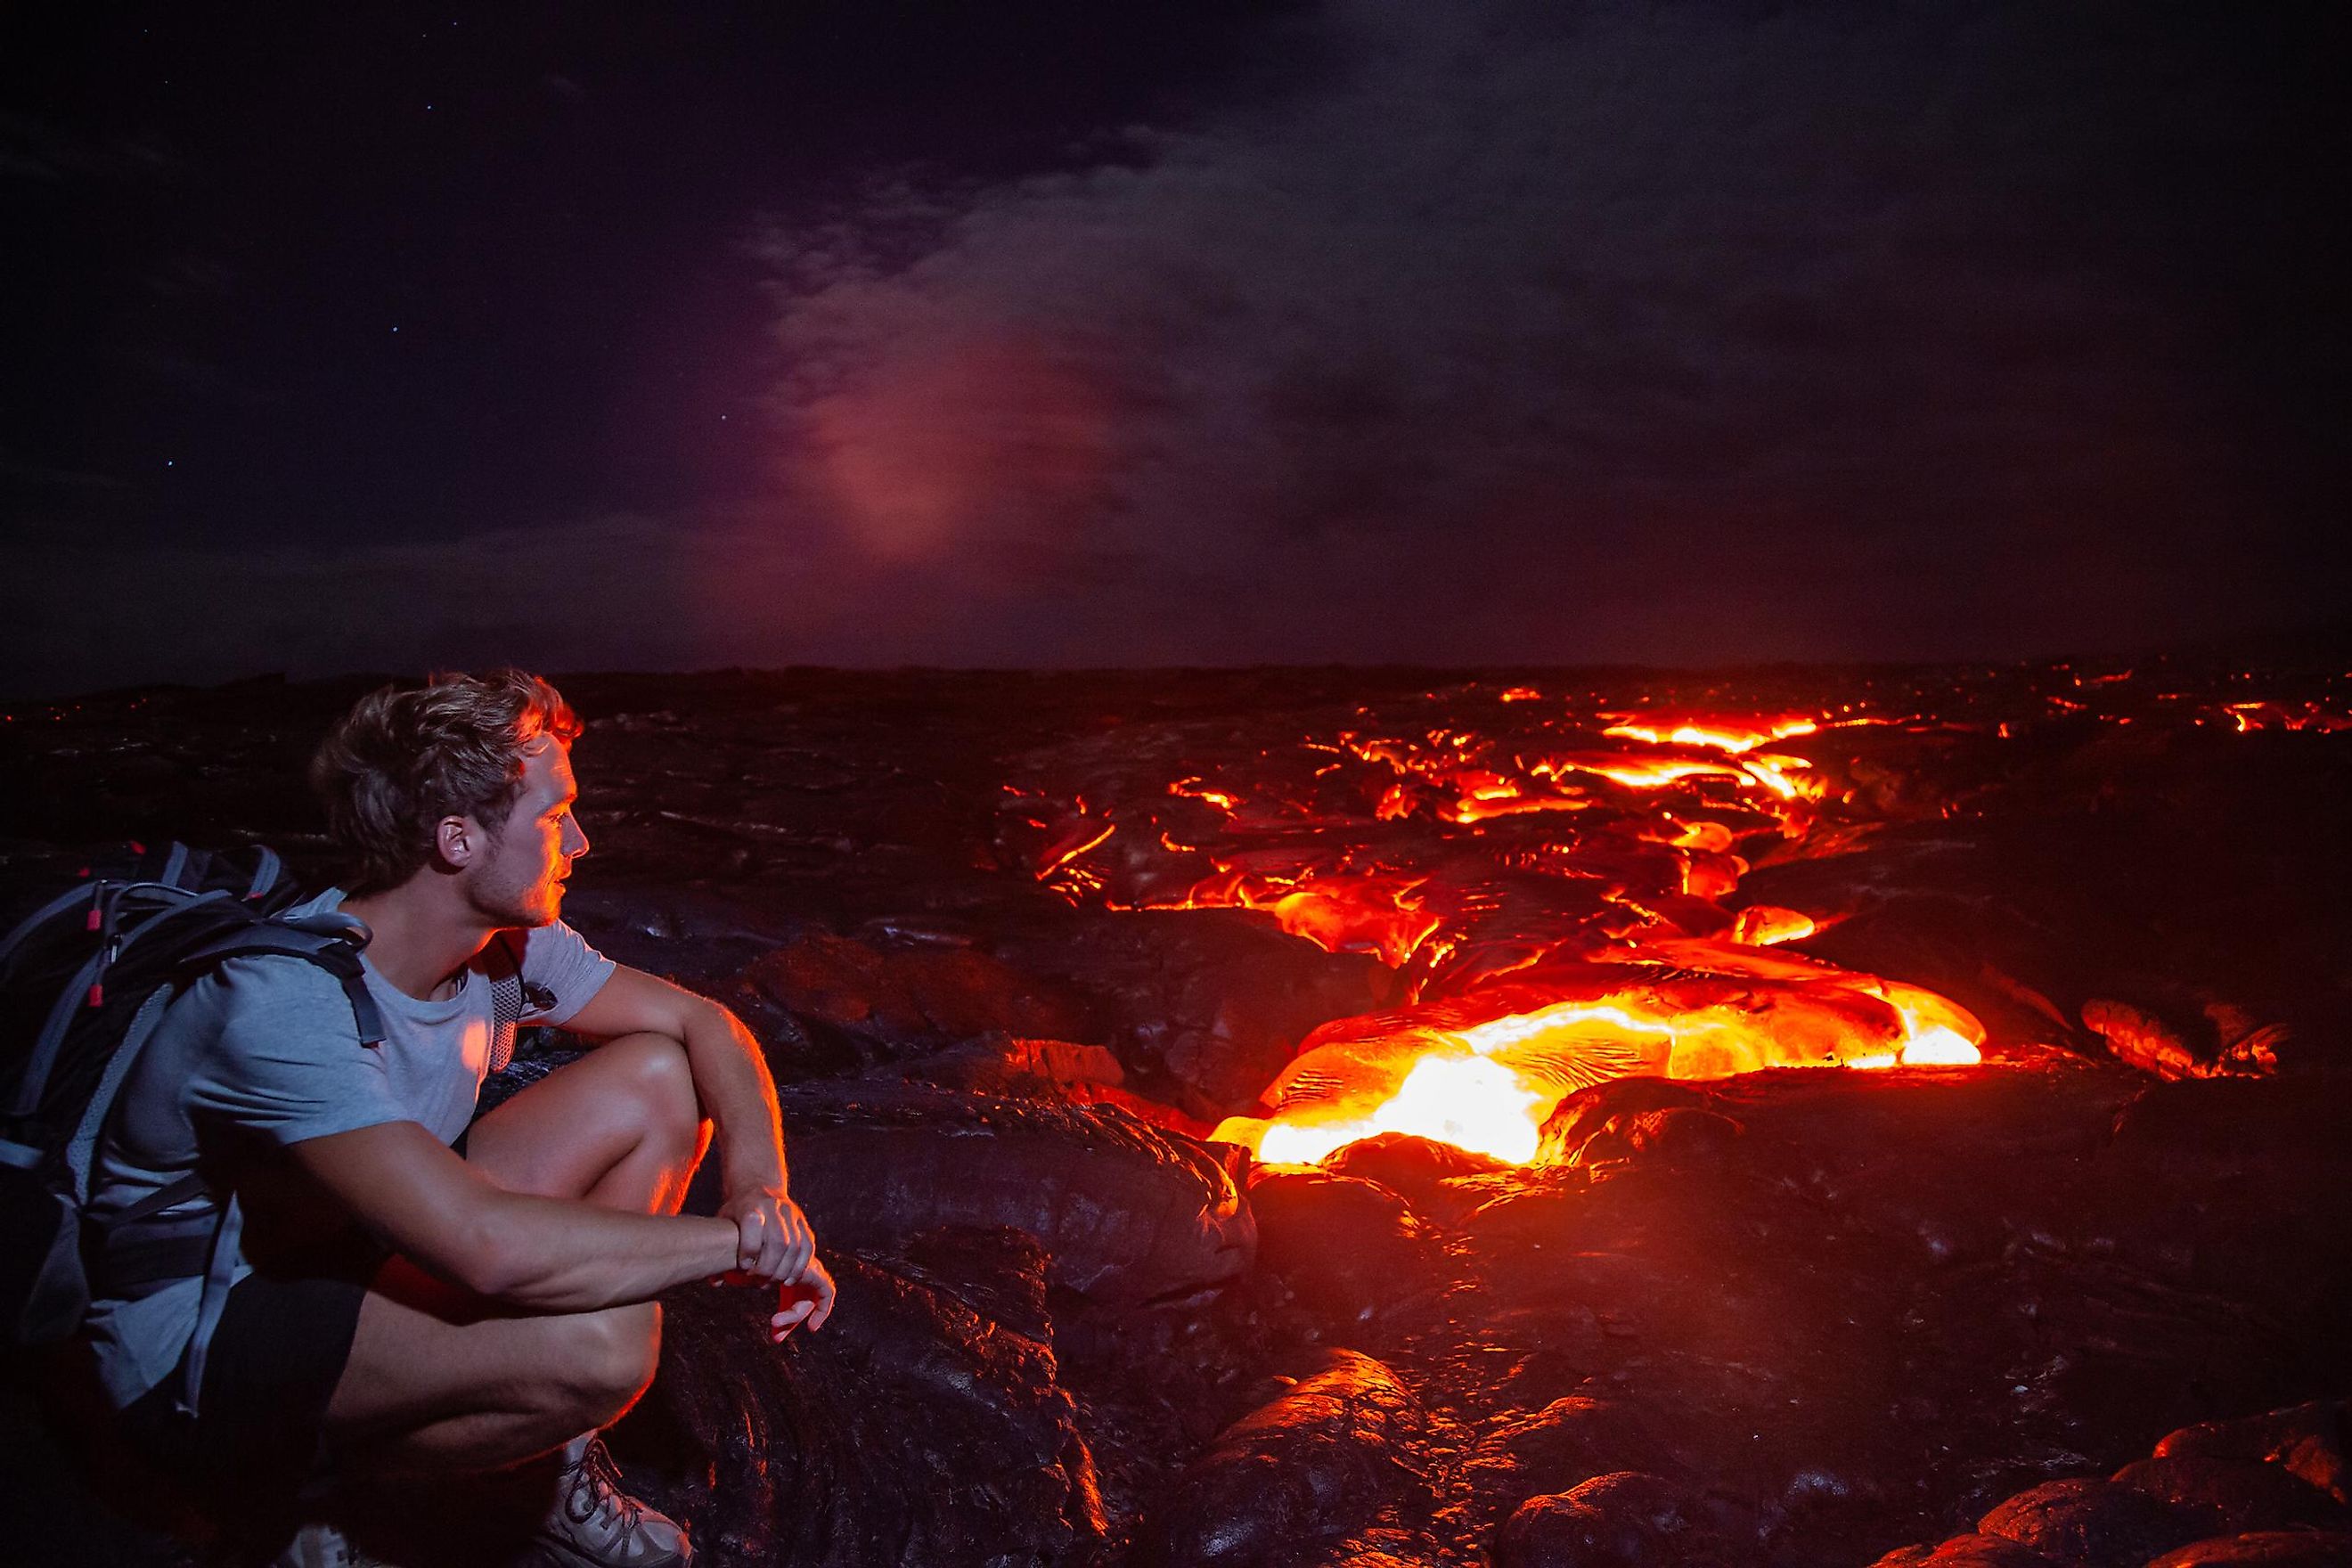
[269,1521,374,1568]
[563,1438,649,1539]
[266,1523,372,1568]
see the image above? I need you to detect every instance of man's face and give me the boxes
[466,739,589,928]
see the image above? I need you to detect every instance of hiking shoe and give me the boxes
[525,1433,693,1568]
[268,1519,381,1568]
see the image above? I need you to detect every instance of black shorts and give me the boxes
[118,1237,387,1500]
[115,1128,470,1502]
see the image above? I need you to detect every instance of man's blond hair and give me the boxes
[310,669,582,894]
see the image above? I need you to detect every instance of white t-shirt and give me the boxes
[84,888,615,1407]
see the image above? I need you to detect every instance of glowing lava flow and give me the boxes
[1213,960,1987,1166]
[1601,712,1820,753]
[1262,1055,1549,1165]
[1037,702,1989,1169]
[1175,870,1441,969]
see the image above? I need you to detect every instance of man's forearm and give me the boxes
[470,1191,739,1311]
[680,999,788,1189]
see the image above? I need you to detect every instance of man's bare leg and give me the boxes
[322,1033,711,1474]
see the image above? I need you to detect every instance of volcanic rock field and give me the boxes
[5,658,2350,1567]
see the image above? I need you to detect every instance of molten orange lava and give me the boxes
[1601,712,1819,753]
[1170,777,1241,811]
[1733,905,1819,945]
[1045,703,1992,1169]
[1213,953,1986,1167]
[1256,1053,1549,1165]
[1136,867,1442,968]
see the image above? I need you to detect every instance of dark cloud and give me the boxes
[3,1,2338,694]
[747,0,2339,665]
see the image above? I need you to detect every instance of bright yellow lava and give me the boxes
[1217,991,1985,1169]
[1173,707,1989,1171]
[1254,1054,1548,1166]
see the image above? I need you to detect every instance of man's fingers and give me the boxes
[769,1300,813,1342]
[768,1258,836,1343]
[805,1259,837,1331]
[780,1202,815,1282]
[733,1206,765,1273]
[725,1200,818,1284]
[753,1204,794,1281]
[728,1196,822,1283]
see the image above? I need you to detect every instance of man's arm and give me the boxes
[561,966,783,1188]
[289,1120,739,1311]
[559,966,811,1282]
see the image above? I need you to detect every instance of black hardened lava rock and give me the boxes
[1492,1469,1734,1567]
[1133,1348,1432,1568]
[1865,1535,2070,1565]
[2158,1402,2352,1506]
[988,906,1401,1120]
[618,1239,1106,1567]
[10,665,2352,1567]
[1872,1400,2352,1566]
[772,1077,1255,1308]
[1245,1167,1443,1324]
[2145,1534,2352,1565]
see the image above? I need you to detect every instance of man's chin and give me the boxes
[472,892,561,930]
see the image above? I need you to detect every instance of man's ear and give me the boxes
[436,813,479,868]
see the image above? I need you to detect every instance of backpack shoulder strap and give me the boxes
[0,880,105,975]
[62,984,183,1201]
[486,930,526,1074]
[102,912,383,1419]
[177,916,384,1049]
[76,914,382,1205]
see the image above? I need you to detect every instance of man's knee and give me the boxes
[604,1033,702,1150]
[550,1303,661,1429]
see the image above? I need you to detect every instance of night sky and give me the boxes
[5,2,2344,698]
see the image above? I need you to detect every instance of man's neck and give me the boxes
[340,879,500,1002]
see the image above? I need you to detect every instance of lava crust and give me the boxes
[4,658,2348,1566]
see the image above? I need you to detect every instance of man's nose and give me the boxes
[564,816,591,858]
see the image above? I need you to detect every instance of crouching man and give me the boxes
[83,670,832,1566]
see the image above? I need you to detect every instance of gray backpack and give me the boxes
[0,843,380,1415]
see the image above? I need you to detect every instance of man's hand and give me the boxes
[714,1187,836,1343]
[718,1185,815,1286]
[771,1255,837,1343]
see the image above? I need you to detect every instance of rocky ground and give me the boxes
[4,659,2349,1566]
